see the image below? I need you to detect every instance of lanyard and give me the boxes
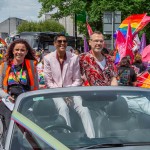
[11,62,25,93]
[12,62,24,82]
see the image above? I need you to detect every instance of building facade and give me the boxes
[0,17,25,35]
[45,14,82,37]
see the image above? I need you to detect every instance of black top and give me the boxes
[132,62,146,73]
[118,66,137,86]
[8,63,30,99]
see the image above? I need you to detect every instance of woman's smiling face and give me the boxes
[13,43,28,62]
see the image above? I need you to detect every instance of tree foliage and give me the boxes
[17,19,65,33]
[38,0,150,43]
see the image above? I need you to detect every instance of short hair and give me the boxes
[120,56,130,67]
[90,31,103,40]
[54,33,67,42]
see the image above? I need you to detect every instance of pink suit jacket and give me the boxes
[44,50,81,88]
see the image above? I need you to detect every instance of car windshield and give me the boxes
[9,87,150,149]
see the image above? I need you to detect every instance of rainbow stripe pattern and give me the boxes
[0,37,7,46]
[118,13,147,37]
[8,71,27,85]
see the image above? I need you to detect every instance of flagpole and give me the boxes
[111,12,115,50]
[8,0,10,36]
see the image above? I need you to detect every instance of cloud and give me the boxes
[0,0,6,10]
[0,0,42,22]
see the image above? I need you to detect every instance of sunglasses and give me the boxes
[56,40,67,44]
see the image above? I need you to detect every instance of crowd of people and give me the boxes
[0,31,149,136]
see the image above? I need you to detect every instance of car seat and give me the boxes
[95,97,139,138]
[17,99,73,149]
[32,99,67,129]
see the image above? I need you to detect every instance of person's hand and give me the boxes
[64,97,74,107]
[111,77,118,86]
[7,96,15,103]
[39,84,46,89]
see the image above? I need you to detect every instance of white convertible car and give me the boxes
[1,86,150,150]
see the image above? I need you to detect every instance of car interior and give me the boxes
[4,91,150,149]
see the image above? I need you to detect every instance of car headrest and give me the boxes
[32,100,56,117]
[106,97,129,121]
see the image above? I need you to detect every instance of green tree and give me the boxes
[38,0,150,43]
[17,19,65,33]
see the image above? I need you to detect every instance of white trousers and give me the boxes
[53,96,95,138]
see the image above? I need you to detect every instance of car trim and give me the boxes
[11,110,70,150]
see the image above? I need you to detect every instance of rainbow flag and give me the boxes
[136,71,150,88]
[0,54,3,60]
[117,13,150,37]
[114,52,120,65]
[0,38,7,46]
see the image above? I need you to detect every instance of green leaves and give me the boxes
[17,19,65,33]
[38,0,150,43]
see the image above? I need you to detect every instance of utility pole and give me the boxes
[9,17,10,35]
[111,12,114,50]
[74,14,77,50]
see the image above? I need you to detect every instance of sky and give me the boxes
[0,0,45,23]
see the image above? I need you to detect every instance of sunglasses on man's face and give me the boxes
[56,40,67,44]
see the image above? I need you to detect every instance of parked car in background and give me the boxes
[1,86,150,150]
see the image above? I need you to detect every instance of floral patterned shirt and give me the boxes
[79,50,117,86]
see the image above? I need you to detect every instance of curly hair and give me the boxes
[6,39,36,65]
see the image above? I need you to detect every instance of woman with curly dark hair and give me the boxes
[6,39,36,65]
[0,39,39,128]
[117,56,137,86]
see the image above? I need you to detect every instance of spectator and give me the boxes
[74,49,80,55]
[132,53,146,74]
[117,56,137,86]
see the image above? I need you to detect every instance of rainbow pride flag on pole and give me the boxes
[114,13,150,63]
[117,13,150,37]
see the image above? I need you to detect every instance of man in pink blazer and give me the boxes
[44,47,81,88]
[44,34,95,138]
